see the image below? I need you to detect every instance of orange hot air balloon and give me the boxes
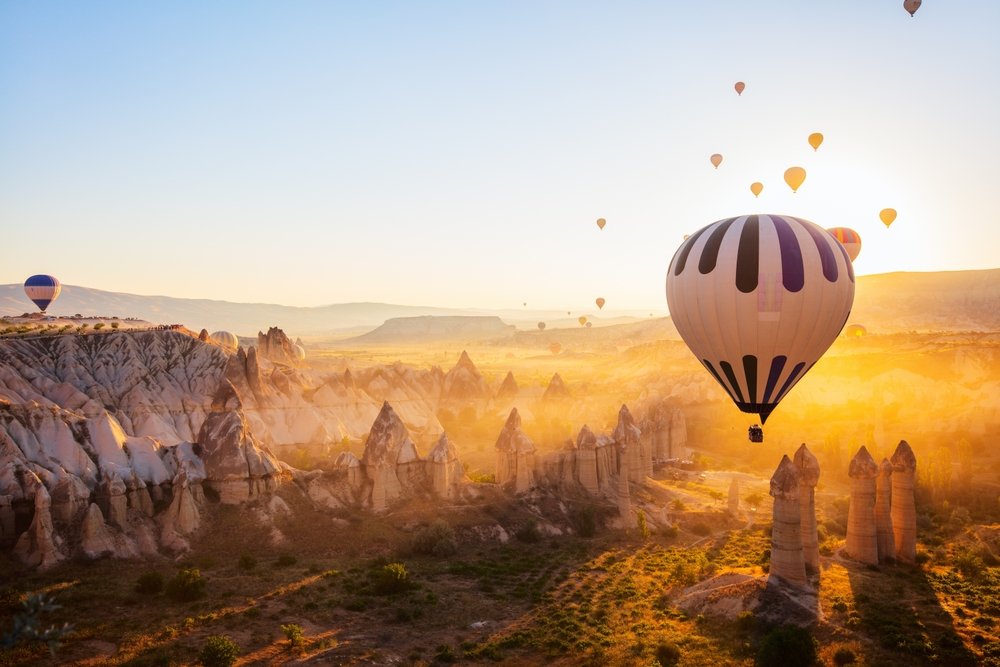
[596,218,606,230]
[550,342,562,355]
[808,133,824,151]
[879,208,897,227]
[734,81,746,96]
[537,322,546,331]
[784,167,806,193]
[710,154,723,169]
[596,297,605,309]
[578,316,587,326]
[585,322,593,328]
[750,182,763,198]
[827,227,862,262]
[904,0,921,16]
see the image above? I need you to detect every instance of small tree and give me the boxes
[637,510,650,540]
[745,493,764,510]
[281,623,304,651]
[199,635,240,667]
[165,568,206,602]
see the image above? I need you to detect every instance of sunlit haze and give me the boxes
[2,2,998,309]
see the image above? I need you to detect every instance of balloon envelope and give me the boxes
[23,275,61,312]
[784,167,806,193]
[734,81,745,95]
[210,331,239,352]
[879,208,897,227]
[578,316,587,325]
[293,344,306,360]
[808,132,824,151]
[666,214,855,423]
[903,0,921,16]
[750,182,763,198]
[596,218,606,230]
[710,153,723,169]
[596,297,605,309]
[844,324,867,337]
[537,322,546,331]
[585,322,593,328]
[549,342,562,355]
[827,227,862,262]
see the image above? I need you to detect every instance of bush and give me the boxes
[165,568,206,602]
[199,635,240,667]
[413,520,458,556]
[755,626,817,667]
[434,644,457,663]
[637,511,650,540]
[833,646,857,665]
[570,506,598,538]
[238,554,257,571]
[655,641,681,666]
[281,623,304,651]
[135,572,164,595]
[110,322,120,329]
[515,520,543,544]
[371,563,412,595]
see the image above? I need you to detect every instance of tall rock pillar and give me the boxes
[890,440,917,563]
[768,455,807,588]
[793,444,821,572]
[727,477,740,515]
[846,446,879,565]
[875,458,895,562]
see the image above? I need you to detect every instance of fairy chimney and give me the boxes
[769,455,807,588]
[890,440,917,563]
[793,444,821,572]
[876,458,895,562]
[728,477,740,515]
[846,446,879,565]
[575,426,600,495]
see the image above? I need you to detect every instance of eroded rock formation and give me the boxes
[257,326,298,365]
[890,440,917,563]
[876,458,895,562]
[769,455,807,588]
[793,444,820,572]
[495,408,535,493]
[846,446,879,565]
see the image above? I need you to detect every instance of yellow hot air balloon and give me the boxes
[808,132,824,151]
[844,324,867,338]
[879,208,897,227]
[750,182,763,198]
[710,153,723,169]
[734,81,746,96]
[578,316,587,326]
[784,167,806,193]
[904,0,921,17]
[596,297,605,309]
[596,218,606,230]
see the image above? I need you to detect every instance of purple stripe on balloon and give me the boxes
[769,216,804,292]
[702,359,737,403]
[798,217,839,282]
[698,217,738,275]
[673,226,710,276]
[774,361,807,403]
[762,355,787,404]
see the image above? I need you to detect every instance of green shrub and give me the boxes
[135,571,164,595]
[515,520,543,544]
[832,646,856,665]
[281,623,304,650]
[755,626,817,667]
[434,643,457,663]
[655,641,681,666]
[637,511,650,540]
[199,635,240,667]
[93,323,105,330]
[570,506,598,538]
[165,568,206,602]
[111,322,120,329]
[371,563,411,595]
[413,520,458,556]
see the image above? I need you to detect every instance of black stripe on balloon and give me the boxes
[735,215,759,293]
[719,360,745,403]
[673,226,710,276]
[742,355,758,404]
[698,217,738,275]
[774,361,807,402]
[770,216,804,292]
[831,237,856,283]
[762,355,787,404]
[799,217,839,282]
[702,359,737,402]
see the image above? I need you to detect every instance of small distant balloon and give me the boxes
[844,324,868,337]
[808,132,824,151]
[596,297,605,310]
[23,275,61,313]
[596,218,606,230]
[293,344,306,361]
[879,208,897,228]
[903,0,921,16]
[537,322,546,331]
[827,227,862,262]
[585,322,593,328]
[734,81,746,96]
[578,316,587,326]
[710,153,723,169]
[549,342,562,355]
[750,182,763,198]
[523,302,527,307]
[784,166,806,193]
[210,331,239,352]
[567,311,571,315]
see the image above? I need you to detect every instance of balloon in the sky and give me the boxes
[750,182,764,198]
[903,0,921,16]
[827,227,862,262]
[808,133,824,151]
[596,218,606,230]
[879,208,897,228]
[549,342,562,355]
[578,316,587,326]
[596,297,605,310]
[585,322,593,328]
[293,344,306,361]
[734,81,746,96]
[23,275,61,313]
[666,214,855,423]
[537,322,546,331]
[784,166,806,193]
[710,153,724,169]
[567,311,571,315]
[210,331,239,352]
[844,324,867,337]
[523,302,527,307]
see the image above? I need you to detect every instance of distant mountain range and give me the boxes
[2,268,997,337]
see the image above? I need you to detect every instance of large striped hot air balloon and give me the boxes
[23,275,62,313]
[827,227,862,262]
[210,331,239,352]
[666,214,855,424]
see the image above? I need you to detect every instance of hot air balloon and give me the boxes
[750,182,763,198]
[210,331,239,352]
[827,227,862,261]
[23,275,61,313]
[879,208,897,228]
[808,133,824,151]
[666,214,855,424]
[734,81,746,96]
[844,324,867,337]
[784,167,806,193]
[549,342,562,355]
[523,302,527,307]
[710,154,723,169]
[585,322,593,328]
[578,316,587,326]
[293,344,306,361]
[537,322,546,331]
[904,0,921,16]
[596,218,606,230]
[567,311,571,315]
[596,297,605,310]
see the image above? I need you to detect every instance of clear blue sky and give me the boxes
[1,1,997,310]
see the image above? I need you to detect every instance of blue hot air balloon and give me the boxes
[23,275,62,313]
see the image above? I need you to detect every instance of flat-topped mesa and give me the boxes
[793,444,821,572]
[876,458,895,562]
[495,371,519,400]
[542,373,570,401]
[576,425,600,495]
[495,408,535,493]
[846,446,879,565]
[890,440,917,563]
[428,433,463,499]
[769,455,807,588]
[613,404,647,482]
